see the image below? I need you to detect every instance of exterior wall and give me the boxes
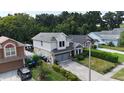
[0,49,4,59]
[0,59,23,73]
[74,48,83,55]
[51,41,57,50]
[56,35,67,50]
[33,40,52,51]
[103,39,118,46]
[0,39,25,63]
[34,48,54,63]
[33,35,70,51]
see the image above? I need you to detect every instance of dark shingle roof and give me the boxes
[68,35,92,45]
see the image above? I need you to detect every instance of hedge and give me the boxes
[83,49,118,63]
[52,64,80,81]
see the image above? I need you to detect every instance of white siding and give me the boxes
[51,41,57,50]
[33,34,70,52]
[33,40,51,51]
[56,35,67,50]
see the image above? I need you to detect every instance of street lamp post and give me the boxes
[87,41,91,81]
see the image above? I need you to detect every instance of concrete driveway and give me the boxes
[59,60,117,81]
[0,70,21,81]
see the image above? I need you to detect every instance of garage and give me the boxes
[0,60,23,73]
[55,52,70,62]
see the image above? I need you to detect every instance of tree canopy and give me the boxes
[0,11,124,43]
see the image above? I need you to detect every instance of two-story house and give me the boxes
[0,36,25,73]
[32,32,83,63]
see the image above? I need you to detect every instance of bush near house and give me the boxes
[83,49,119,63]
[32,61,67,81]
[52,64,80,81]
[32,61,80,81]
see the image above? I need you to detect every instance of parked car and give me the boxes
[17,67,32,81]
[41,56,48,62]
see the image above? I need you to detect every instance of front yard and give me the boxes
[31,61,80,81]
[77,57,117,74]
[113,53,124,63]
[32,63,67,81]
[100,45,124,52]
[27,55,80,81]
[112,68,124,81]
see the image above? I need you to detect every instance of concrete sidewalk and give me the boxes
[97,48,124,54]
[59,61,117,81]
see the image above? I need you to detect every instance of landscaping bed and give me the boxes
[29,54,80,81]
[32,62,80,81]
[112,53,124,63]
[77,57,117,74]
[32,62,67,81]
[83,48,119,63]
[112,68,124,81]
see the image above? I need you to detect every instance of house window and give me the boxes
[59,41,65,47]
[4,43,16,57]
[41,41,43,46]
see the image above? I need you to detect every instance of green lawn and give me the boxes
[100,45,124,52]
[32,62,67,81]
[78,57,117,74]
[112,68,124,81]
[113,53,124,63]
[120,24,124,28]
[99,45,124,63]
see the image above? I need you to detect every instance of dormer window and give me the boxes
[59,41,65,47]
[4,43,16,57]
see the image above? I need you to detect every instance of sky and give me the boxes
[0,11,107,17]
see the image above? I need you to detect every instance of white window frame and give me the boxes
[59,41,65,47]
[4,43,17,58]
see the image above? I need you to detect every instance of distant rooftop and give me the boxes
[68,35,92,44]
[93,28,124,40]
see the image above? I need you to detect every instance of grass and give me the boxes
[78,57,117,74]
[112,68,124,81]
[100,45,124,52]
[99,45,124,63]
[113,53,124,63]
[32,62,67,81]
[120,24,124,28]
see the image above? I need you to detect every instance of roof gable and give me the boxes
[32,32,67,42]
[0,36,24,47]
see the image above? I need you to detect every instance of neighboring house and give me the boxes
[32,32,83,63]
[68,35,94,47]
[88,28,124,46]
[0,36,25,73]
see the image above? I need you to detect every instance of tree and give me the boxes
[119,31,124,46]
[103,12,118,30]
[0,13,41,43]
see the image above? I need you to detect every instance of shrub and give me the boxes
[65,72,79,81]
[83,49,118,63]
[32,54,41,62]
[108,42,115,47]
[92,45,97,49]
[52,64,61,72]
[52,65,80,81]
[77,55,85,60]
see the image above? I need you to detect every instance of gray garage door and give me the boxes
[55,52,70,62]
